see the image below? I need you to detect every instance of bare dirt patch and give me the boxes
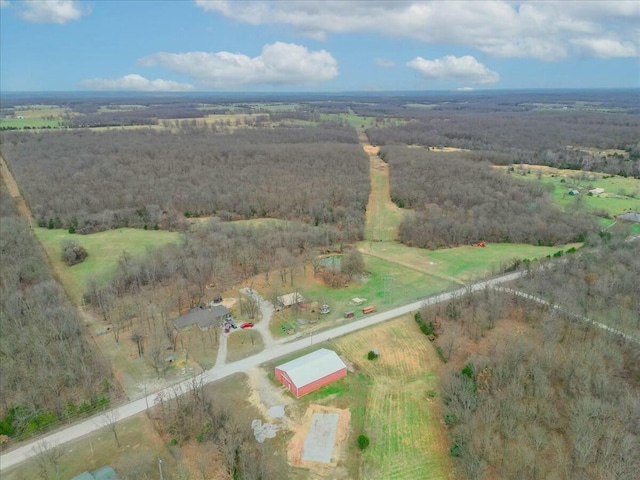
[288,404,351,472]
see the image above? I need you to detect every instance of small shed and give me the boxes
[275,349,347,398]
[277,292,305,308]
[173,305,230,331]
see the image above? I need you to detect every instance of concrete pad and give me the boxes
[301,413,339,463]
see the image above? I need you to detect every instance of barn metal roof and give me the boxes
[276,348,346,387]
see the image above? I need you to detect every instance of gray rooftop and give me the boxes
[617,212,640,223]
[276,349,346,387]
[173,305,230,330]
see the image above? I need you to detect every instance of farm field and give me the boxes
[0,105,68,129]
[332,315,453,479]
[34,227,181,304]
[499,164,640,216]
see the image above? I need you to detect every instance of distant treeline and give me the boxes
[382,147,598,248]
[367,111,640,177]
[1,125,368,235]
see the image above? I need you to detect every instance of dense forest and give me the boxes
[422,237,640,479]
[1,125,368,236]
[381,147,598,248]
[0,183,112,439]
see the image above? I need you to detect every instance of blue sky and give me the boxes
[1,0,639,92]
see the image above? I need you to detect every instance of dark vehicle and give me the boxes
[212,296,223,303]
[344,311,355,319]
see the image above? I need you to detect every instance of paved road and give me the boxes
[0,271,525,471]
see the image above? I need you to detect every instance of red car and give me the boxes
[240,322,254,329]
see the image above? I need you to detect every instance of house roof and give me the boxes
[173,305,229,329]
[277,292,305,307]
[276,349,346,388]
[71,466,118,480]
[617,212,640,223]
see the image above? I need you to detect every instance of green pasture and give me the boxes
[34,227,181,304]
[0,117,62,129]
[360,240,582,281]
[504,165,640,217]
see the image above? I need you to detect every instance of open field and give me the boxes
[332,315,453,479]
[362,140,406,242]
[34,228,181,304]
[498,164,640,216]
[360,240,581,281]
[1,105,68,129]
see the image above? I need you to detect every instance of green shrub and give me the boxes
[435,346,447,363]
[444,413,459,426]
[357,434,370,450]
[367,350,378,360]
[449,441,464,457]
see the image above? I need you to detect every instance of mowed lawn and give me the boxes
[332,316,453,480]
[34,227,181,304]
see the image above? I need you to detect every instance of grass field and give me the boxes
[265,253,451,338]
[363,143,406,242]
[1,105,68,129]
[332,315,453,479]
[360,240,581,282]
[34,227,181,304]
[498,164,640,217]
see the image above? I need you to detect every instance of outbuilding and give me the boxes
[275,349,347,398]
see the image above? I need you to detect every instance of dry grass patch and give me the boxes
[333,316,454,479]
[226,329,265,362]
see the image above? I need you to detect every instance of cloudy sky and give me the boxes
[1,0,638,91]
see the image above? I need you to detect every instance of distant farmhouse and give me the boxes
[616,212,640,223]
[277,292,305,309]
[173,304,230,331]
[275,348,347,398]
[71,465,118,480]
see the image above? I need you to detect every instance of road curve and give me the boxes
[0,271,524,471]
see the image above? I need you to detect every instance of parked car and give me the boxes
[320,304,330,314]
[240,322,254,329]
[228,319,238,329]
[212,296,223,304]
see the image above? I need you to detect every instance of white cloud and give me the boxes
[81,74,194,92]
[18,0,88,24]
[196,1,640,62]
[138,42,338,88]
[570,37,638,59]
[375,58,395,68]
[407,55,500,85]
[0,0,10,9]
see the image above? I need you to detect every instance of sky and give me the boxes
[0,0,639,92]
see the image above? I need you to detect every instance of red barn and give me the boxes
[275,349,347,398]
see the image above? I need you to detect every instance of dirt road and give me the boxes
[0,270,526,472]
[0,154,35,226]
